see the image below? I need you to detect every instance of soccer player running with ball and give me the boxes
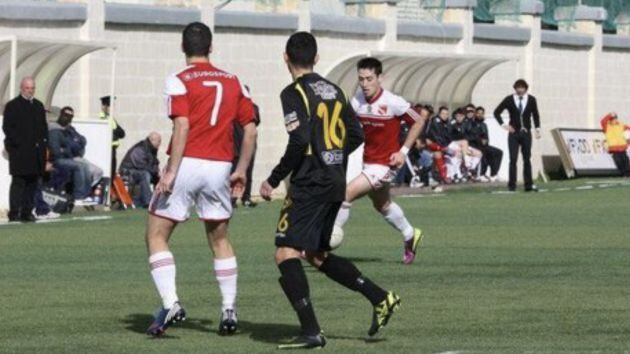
[260,32,401,349]
[333,57,428,264]
[145,22,257,337]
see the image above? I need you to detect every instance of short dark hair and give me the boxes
[182,22,213,57]
[476,106,485,112]
[438,106,449,113]
[357,57,383,76]
[513,79,529,90]
[455,108,465,116]
[285,32,318,68]
[59,106,74,116]
[465,103,476,110]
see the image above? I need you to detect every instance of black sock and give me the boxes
[278,258,321,336]
[318,254,388,306]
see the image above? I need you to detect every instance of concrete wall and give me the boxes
[2,0,630,213]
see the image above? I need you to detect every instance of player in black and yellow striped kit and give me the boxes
[260,32,401,350]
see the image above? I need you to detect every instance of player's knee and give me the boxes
[374,200,391,214]
[275,247,301,265]
[304,251,327,268]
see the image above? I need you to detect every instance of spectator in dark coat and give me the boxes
[58,107,103,188]
[48,107,93,202]
[2,77,48,222]
[467,106,503,181]
[119,132,161,208]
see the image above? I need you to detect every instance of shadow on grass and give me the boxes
[122,314,385,345]
[238,320,381,344]
[122,313,213,336]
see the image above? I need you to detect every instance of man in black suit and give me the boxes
[494,79,541,192]
[2,77,49,222]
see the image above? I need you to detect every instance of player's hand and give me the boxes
[259,180,274,201]
[230,170,247,199]
[508,125,516,133]
[389,151,405,168]
[535,129,541,140]
[155,170,176,195]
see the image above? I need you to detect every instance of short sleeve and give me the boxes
[389,93,411,117]
[164,74,189,119]
[236,79,255,126]
[281,88,308,134]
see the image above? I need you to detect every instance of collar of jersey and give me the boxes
[366,87,383,104]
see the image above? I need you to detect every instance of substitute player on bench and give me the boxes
[145,22,257,337]
[333,57,427,264]
[260,32,401,349]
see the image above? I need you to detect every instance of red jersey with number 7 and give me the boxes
[165,62,255,162]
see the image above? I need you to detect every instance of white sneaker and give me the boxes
[34,211,61,220]
[75,197,97,206]
[489,175,498,183]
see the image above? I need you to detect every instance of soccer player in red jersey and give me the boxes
[333,57,428,264]
[145,22,257,337]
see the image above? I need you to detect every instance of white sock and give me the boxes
[464,155,481,170]
[334,202,352,228]
[448,156,462,178]
[381,202,414,241]
[149,251,178,309]
[214,257,238,311]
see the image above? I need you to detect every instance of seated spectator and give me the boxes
[62,108,103,189]
[48,107,97,203]
[466,106,503,182]
[601,112,630,176]
[425,106,452,183]
[119,132,161,208]
[449,108,482,181]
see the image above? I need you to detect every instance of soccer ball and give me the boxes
[329,225,344,249]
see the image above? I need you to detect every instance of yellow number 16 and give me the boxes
[316,101,346,150]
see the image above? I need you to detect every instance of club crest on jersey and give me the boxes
[309,81,338,100]
[378,105,387,115]
[284,111,300,132]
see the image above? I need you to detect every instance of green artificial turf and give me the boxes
[1,180,629,353]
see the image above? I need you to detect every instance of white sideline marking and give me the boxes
[399,193,446,198]
[576,185,594,190]
[554,187,571,191]
[433,351,466,354]
[585,179,630,184]
[0,215,112,226]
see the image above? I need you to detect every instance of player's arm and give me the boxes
[260,89,309,200]
[156,74,190,194]
[156,117,189,194]
[231,86,259,197]
[391,103,427,168]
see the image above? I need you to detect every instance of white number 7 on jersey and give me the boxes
[203,81,223,126]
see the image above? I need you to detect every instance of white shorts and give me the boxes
[149,157,232,222]
[361,163,397,190]
[447,141,462,153]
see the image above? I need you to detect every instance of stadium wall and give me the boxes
[2,0,630,210]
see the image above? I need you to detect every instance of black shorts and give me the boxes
[274,196,341,252]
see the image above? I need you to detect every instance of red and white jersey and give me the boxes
[351,88,421,165]
[165,62,255,162]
